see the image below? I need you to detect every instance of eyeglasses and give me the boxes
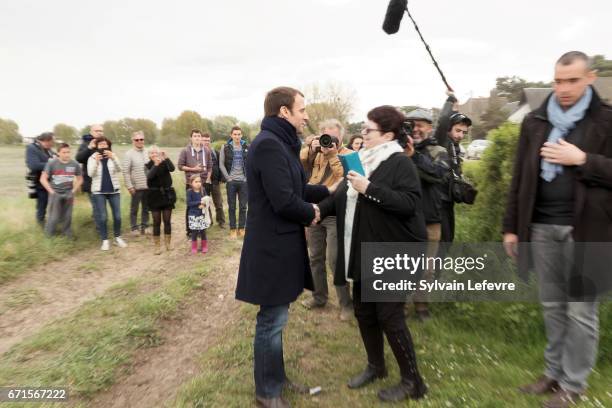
[361,128,382,135]
[133,139,144,142]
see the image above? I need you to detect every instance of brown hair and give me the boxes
[57,142,71,152]
[201,132,211,139]
[347,134,363,150]
[367,105,408,147]
[190,128,202,137]
[264,86,304,117]
[94,137,113,149]
[230,126,242,134]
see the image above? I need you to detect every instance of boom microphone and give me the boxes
[382,0,408,35]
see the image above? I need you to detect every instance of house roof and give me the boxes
[519,88,552,110]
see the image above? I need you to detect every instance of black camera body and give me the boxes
[401,120,414,137]
[97,148,108,156]
[319,134,339,149]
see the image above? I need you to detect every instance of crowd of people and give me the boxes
[24,50,611,408]
[26,125,253,254]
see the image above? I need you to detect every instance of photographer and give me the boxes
[300,119,353,321]
[146,146,176,255]
[25,132,56,226]
[405,108,451,321]
[76,124,105,222]
[87,137,127,251]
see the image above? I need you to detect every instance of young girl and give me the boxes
[186,175,212,254]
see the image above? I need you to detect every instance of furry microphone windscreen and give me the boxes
[382,0,408,34]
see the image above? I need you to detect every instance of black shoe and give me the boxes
[255,396,290,408]
[218,223,226,229]
[378,378,427,402]
[347,364,387,389]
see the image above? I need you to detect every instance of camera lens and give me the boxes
[319,134,338,148]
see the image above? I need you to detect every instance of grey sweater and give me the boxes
[122,148,149,190]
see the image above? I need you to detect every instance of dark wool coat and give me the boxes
[235,117,328,306]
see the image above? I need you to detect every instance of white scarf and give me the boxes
[344,140,404,280]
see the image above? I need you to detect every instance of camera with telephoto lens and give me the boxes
[318,134,339,149]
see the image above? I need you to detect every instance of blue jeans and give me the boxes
[226,180,248,229]
[254,304,289,398]
[92,193,122,240]
[35,186,48,226]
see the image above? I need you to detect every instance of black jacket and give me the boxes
[75,134,95,193]
[210,149,223,184]
[146,158,176,210]
[25,141,54,187]
[412,138,450,224]
[503,87,612,292]
[235,117,329,306]
[319,152,427,285]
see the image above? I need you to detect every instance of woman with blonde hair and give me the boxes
[145,145,176,254]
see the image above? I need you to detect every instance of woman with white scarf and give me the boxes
[318,106,428,403]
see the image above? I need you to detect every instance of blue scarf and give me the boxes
[541,86,592,182]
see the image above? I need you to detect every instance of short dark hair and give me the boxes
[37,132,54,142]
[557,51,592,69]
[231,126,242,134]
[190,129,202,137]
[264,86,304,117]
[201,132,211,139]
[367,105,408,147]
[57,143,71,151]
[94,137,112,149]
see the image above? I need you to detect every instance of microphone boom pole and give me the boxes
[404,5,454,92]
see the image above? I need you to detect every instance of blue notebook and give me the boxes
[338,151,365,177]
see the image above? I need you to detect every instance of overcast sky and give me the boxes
[1,0,610,136]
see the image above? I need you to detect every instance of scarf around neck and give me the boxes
[260,116,301,155]
[347,140,404,199]
[541,86,592,182]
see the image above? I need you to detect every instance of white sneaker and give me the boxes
[114,237,128,248]
[101,240,110,251]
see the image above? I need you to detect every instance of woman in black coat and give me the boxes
[146,146,176,254]
[319,106,428,403]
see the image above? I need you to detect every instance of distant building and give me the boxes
[508,88,553,123]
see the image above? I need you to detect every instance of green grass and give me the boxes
[0,227,239,403]
[174,300,612,408]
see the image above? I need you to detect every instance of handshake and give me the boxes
[310,204,321,226]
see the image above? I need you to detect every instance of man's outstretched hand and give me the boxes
[310,204,321,226]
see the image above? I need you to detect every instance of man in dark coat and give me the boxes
[235,87,329,408]
[503,51,612,408]
[25,132,55,226]
[75,124,105,226]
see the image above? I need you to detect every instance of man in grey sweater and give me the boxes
[122,131,150,235]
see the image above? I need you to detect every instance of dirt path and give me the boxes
[0,218,216,355]
[83,255,241,408]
